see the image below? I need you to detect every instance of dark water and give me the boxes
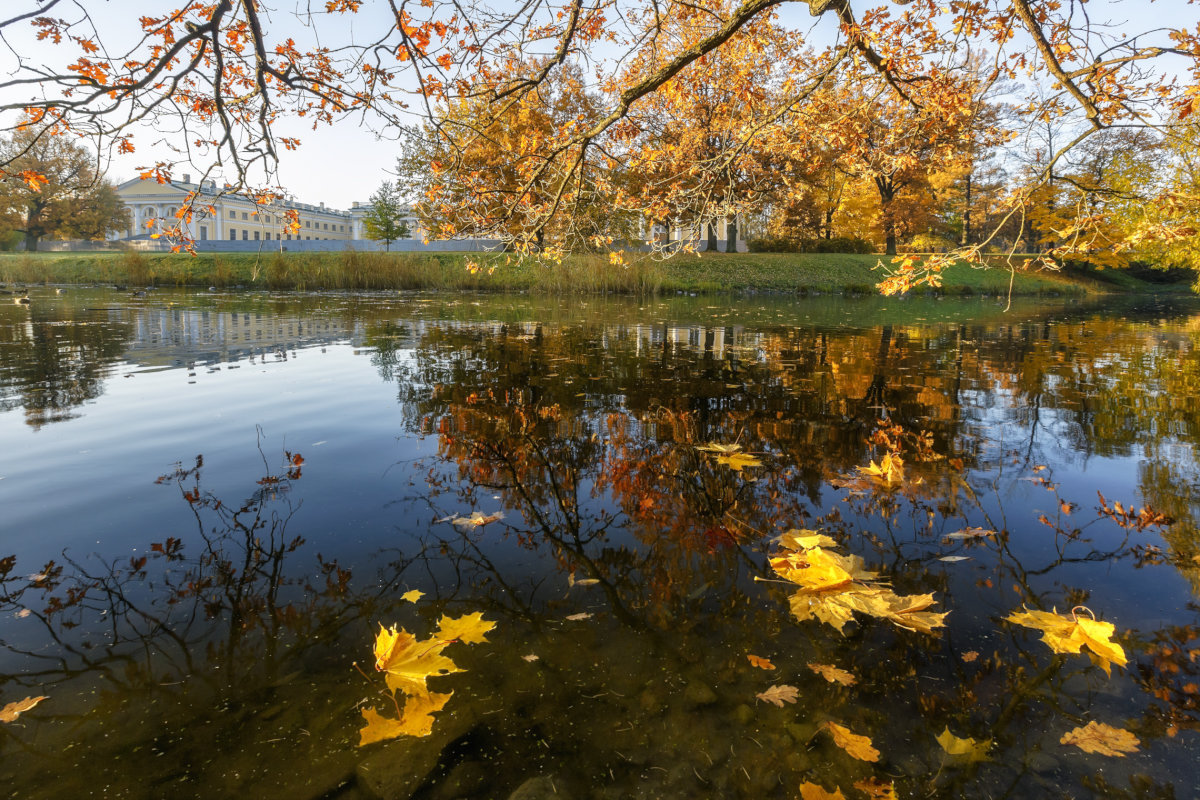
[1,287,1199,799]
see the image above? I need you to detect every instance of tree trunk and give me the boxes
[961,173,972,247]
[876,176,897,256]
[705,222,718,252]
[725,216,737,253]
[536,229,545,252]
[23,231,39,252]
[823,208,834,240]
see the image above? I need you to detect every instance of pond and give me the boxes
[1,287,1199,799]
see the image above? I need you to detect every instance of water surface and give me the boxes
[1,288,1199,799]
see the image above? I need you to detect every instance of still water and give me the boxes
[1,288,1199,799]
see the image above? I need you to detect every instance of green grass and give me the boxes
[0,249,1184,296]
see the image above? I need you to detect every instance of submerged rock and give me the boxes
[355,707,477,800]
[508,774,570,800]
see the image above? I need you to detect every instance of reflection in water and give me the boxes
[1,289,1199,798]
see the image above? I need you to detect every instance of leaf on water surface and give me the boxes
[521,654,539,662]
[447,510,503,528]
[716,452,763,471]
[1005,606,1127,675]
[779,529,839,551]
[853,778,898,799]
[401,589,424,603]
[435,612,496,645]
[565,612,592,621]
[938,556,972,562]
[696,442,743,454]
[798,781,846,800]
[945,527,995,540]
[936,727,990,762]
[746,654,775,670]
[568,572,599,587]
[755,684,799,707]
[373,624,462,696]
[961,650,979,663]
[807,663,856,686]
[0,695,47,723]
[824,721,880,762]
[359,690,452,745]
[1060,721,1140,756]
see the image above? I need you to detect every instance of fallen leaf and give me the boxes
[961,650,979,663]
[853,778,897,799]
[0,696,47,723]
[359,690,452,745]
[938,556,972,562]
[1005,607,1127,675]
[945,527,995,540]
[937,726,990,762]
[717,451,763,471]
[565,612,592,621]
[1060,721,1140,756]
[824,721,880,762]
[799,781,846,800]
[568,572,599,587]
[373,624,462,695]
[696,442,743,454]
[435,612,496,645]
[756,684,799,707]
[747,654,775,670]
[401,589,424,603]
[808,663,856,686]
[445,511,503,528]
[521,654,539,662]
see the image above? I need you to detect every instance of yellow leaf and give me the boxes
[747,654,775,670]
[937,726,990,761]
[359,690,453,745]
[0,695,47,723]
[1060,721,1140,756]
[808,663,856,686]
[1005,607,1127,675]
[401,589,424,603]
[824,721,880,762]
[695,441,742,454]
[755,684,799,707]
[435,611,496,645]
[779,529,839,551]
[373,624,461,695]
[799,781,846,800]
[716,451,763,471]
[853,778,898,799]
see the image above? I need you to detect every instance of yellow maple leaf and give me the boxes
[779,529,839,551]
[808,663,856,686]
[401,589,424,603]
[824,721,880,762]
[373,624,462,695]
[716,451,763,471]
[435,611,496,645]
[359,690,452,745]
[936,726,990,762]
[1060,721,1140,756]
[798,781,846,800]
[1005,607,1127,675]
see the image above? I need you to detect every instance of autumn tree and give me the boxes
[362,180,410,251]
[0,127,128,250]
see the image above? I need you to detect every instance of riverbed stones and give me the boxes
[355,706,478,800]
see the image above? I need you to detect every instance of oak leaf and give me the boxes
[824,721,880,762]
[808,663,856,686]
[936,727,990,761]
[798,782,846,800]
[1060,721,1140,756]
[359,690,452,745]
[746,654,775,670]
[755,684,799,707]
[0,695,47,723]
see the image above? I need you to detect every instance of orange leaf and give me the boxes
[824,721,879,762]
[0,695,48,723]
[746,654,775,670]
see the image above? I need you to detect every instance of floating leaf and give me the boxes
[401,589,424,603]
[1005,606,1127,675]
[747,654,775,670]
[568,572,599,587]
[945,527,995,540]
[937,726,990,762]
[435,612,496,645]
[824,721,880,762]
[359,690,452,745]
[0,695,47,723]
[443,511,503,528]
[373,624,462,695]
[938,556,972,562]
[696,442,743,454]
[961,650,979,663]
[521,653,539,662]
[756,684,799,707]
[565,612,592,621]
[799,782,846,800]
[1060,721,1140,756]
[779,529,838,551]
[808,663,856,686]
[853,778,897,799]
[716,451,763,471]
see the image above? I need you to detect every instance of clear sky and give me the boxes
[1,0,1194,211]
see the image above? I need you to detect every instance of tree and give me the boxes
[0,0,1196,287]
[0,127,128,251]
[362,181,410,251]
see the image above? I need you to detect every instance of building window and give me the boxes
[199,227,208,240]
[229,230,236,240]
[229,210,236,219]
[305,220,310,228]
[242,230,248,240]
[242,212,248,220]
[253,230,260,240]
[286,234,291,240]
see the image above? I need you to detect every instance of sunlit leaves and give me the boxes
[1059,721,1140,756]
[0,695,47,723]
[401,589,424,603]
[360,691,452,744]
[372,623,461,696]
[746,654,775,670]
[823,721,880,762]
[798,782,846,800]
[1005,607,1127,675]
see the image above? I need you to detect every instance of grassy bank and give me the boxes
[0,249,1176,296]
